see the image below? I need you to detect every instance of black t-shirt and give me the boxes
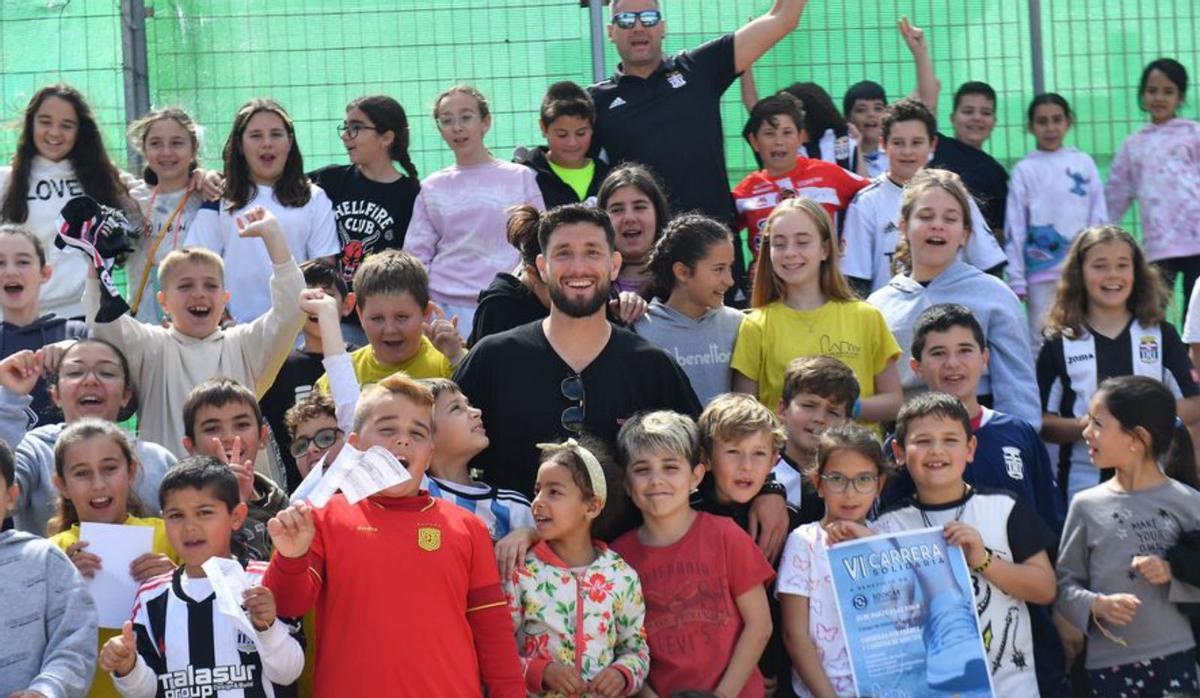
[308,164,420,287]
[589,35,739,228]
[929,132,1009,235]
[454,321,702,497]
[258,346,354,492]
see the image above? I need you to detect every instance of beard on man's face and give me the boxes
[547,272,612,319]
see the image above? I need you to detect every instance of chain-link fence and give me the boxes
[1,0,1197,225]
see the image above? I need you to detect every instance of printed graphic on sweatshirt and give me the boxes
[25,175,84,202]
[333,199,396,283]
[1111,506,1180,559]
[157,659,258,697]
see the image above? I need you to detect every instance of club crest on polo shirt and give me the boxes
[666,71,687,89]
[1139,334,1160,364]
[418,526,441,551]
[1002,447,1025,480]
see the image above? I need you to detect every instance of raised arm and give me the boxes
[898,17,941,111]
[740,65,761,113]
[733,0,807,74]
[231,208,306,396]
[301,290,359,432]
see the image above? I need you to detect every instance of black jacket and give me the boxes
[513,146,609,210]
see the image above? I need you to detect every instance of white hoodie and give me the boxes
[0,156,139,318]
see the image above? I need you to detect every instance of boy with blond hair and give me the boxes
[82,207,305,458]
[694,393,796,694]
[263,372,523,697]
[694,393,794,528]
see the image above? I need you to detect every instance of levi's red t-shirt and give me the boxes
[611,512,775,698]
[733,156,868,264]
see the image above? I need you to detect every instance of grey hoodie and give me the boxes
[868,261,1042,428]
[633,299,744,406]
[0,387,176,535]
[0,530,97,698]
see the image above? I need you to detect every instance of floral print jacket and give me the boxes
[505,540,649,696]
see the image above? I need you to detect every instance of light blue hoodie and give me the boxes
[0,530,97,698]
[633,299,744,406]
[868,261,1042,428]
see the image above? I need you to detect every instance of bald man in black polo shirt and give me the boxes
[590,0,809,231]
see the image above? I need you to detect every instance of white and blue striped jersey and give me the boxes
[424,475,535,541]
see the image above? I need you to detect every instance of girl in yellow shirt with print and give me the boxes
[732,197,903,424]
[48,419,178,698]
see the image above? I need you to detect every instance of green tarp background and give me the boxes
[0,0,1197,302]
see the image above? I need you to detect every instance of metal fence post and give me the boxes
[119,0,151,168]
[1028,0,1045,94]
[589,0,607,83]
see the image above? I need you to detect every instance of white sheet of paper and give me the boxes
[201,557,263,655]
[79,522,155,628]
[307,445,412,507]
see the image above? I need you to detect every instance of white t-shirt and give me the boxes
[873,489,1051,696]
[841,174,1007,292]
[0,156,141,318]
[184,183,339,322]
[777,522,856,698]
[862,149,889,178]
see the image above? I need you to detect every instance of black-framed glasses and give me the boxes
[561,375,585,433]
[289,427,343,458]
[337,122,377,139]
[819,473,880,494]
[612,10,662,29]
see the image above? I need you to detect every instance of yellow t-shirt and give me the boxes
[548,158,596,201]
[50,515,179,698]
[731,299,902,410]
[316,335,454,393]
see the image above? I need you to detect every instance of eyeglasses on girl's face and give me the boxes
[337,122,378,139]
[819,472,880,494]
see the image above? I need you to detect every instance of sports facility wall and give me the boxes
[1,0,1196,254]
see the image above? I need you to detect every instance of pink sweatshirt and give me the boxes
[1106,118,1200,262]
[404,159,544,307]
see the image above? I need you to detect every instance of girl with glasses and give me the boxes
[777,424,886,698]
[0,339,176,536]
[310,95,421,346]
[405,85,544,339]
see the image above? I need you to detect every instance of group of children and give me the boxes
[0,10,1198,698]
